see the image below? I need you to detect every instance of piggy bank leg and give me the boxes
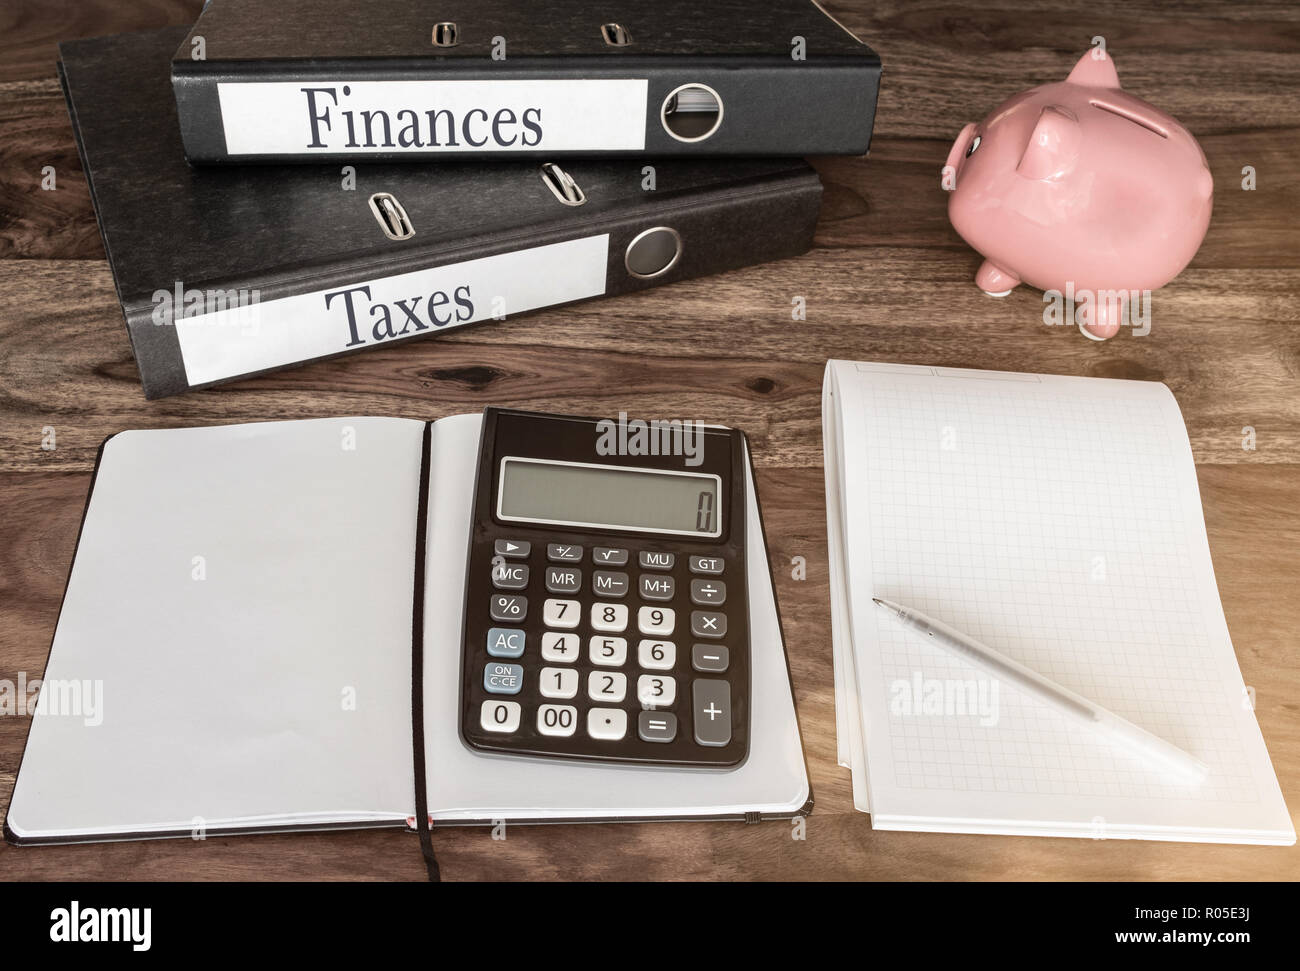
[1078,293,1125,341]
[975,260,1020,297]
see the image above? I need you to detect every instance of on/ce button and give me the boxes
[484,662,523,694]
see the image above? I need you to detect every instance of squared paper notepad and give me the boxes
[823,360,1294,844]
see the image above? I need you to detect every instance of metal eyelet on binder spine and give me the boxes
[661,83,724,142]
[368,193,415,240]
[432,22,459,47]
[625,226,683,279]
[601,23,633,46]
[540,163,586,207]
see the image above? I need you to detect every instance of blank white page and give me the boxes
[7,417,424,841]
[825,360,1293,844]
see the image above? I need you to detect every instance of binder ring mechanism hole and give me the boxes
[625,227,683,279]
[369,192,415,240]
[540,162,586,206]
[661,83,723,142]
[601,23,633,47]
[432,22,459,47]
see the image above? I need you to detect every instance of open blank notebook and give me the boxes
[823,360,1294,844]
[6,414,808,844]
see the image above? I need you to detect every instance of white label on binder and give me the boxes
[173,235,610,386]
[217,79,648,155]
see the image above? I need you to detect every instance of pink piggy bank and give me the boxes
[944,50,1213,340]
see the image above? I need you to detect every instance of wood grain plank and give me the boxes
[1,0,1298,884]
[820,0,1300,138]
[0,0,202,84]
[0,256,1295,471]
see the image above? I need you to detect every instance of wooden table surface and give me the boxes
[1,0,1296,880]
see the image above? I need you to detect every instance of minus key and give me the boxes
[691,643,729,673]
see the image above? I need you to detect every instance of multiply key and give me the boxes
[691,610,726,638]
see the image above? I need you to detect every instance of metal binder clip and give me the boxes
[368,193,415,240]
[432,22,459,47]
[540,163,587,207]
[601,23,633,46]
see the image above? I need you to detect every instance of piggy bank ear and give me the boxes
[1017,106,1082,180]
[1067,49,1121,88]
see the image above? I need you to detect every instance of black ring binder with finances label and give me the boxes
[171,0,882,163]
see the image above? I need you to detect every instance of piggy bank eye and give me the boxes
[965,135,981,158]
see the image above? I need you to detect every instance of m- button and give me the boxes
[592,571,630,597]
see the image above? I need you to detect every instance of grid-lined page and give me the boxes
[828,361,1293,843]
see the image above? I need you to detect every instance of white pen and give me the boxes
[873,597,1210,786]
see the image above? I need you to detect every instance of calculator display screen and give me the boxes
[497,458,722,538]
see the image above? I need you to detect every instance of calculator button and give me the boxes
[690,579,726,606]
[544,566,582,595]
[592,571,630,598]
[691,610,727,639]
[483,662,524,695]
[537,704,578,737]
[495,539,531,559]
[692,679,732,746]
[588,635,627,666]
[639,574,675,601]
[491,563,529,590]
[486,627,525,658]
[638,639,676,670]
[638,605,675,636]
[638,551,675,570]
[540,631,580,663]
[637,674,677,707]
[587,671,627,703]
[539,667,579,699]
[691,643,729,673]
[587,708,627,741]
[543,598,580,629]
[593,547,629,567]
[590,602,629,632]
[689,556,724,576]
[548,543,583,563]
[490,594,527,623]
[481,700,521,733]
[638,711,678,743]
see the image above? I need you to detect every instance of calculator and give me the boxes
[459,408,750,767]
